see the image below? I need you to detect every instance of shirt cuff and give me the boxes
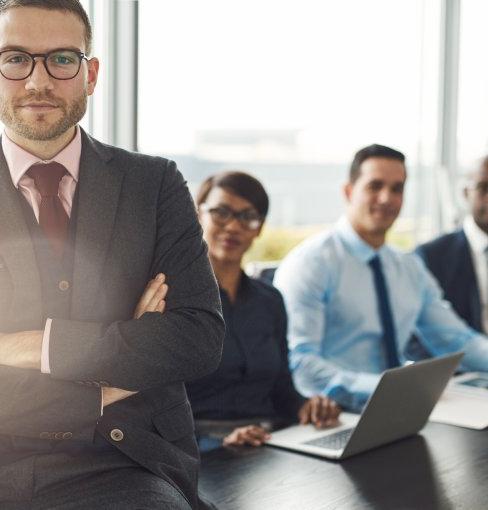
[324,371,381,412]
[40,318,52,374]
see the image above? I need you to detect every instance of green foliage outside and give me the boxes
[244,221,417,265]
[243,225,323,265]
[386,228,415,251]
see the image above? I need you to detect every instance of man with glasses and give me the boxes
[417,156,488,334]
[0,1,223,508]
[275,144,488,412]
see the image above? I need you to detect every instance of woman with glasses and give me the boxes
[186,171,341,450]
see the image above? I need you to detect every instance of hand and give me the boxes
[101,386,137,408]
[223,425,271,447]
[133,273,168,319]
[0,330,43,369]
[298,396,341,428]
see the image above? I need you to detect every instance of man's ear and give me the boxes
[343,182,353,202]
[86,57,99,96]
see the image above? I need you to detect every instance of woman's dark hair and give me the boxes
[196,171,269,219]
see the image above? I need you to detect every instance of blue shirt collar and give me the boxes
[335,216,389,264]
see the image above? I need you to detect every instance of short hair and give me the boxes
[0,0,92,54]
[196,171,269,219]
[349,144,406,183]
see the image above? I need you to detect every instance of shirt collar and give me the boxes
[335,216,388,263]
[463,214,488,254]
[2,126,82,188]
[219,271,254,303]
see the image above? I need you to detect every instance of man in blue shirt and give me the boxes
[274,144,488,411]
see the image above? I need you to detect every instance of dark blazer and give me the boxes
[416,229,482,332]
[0,130,224,508]
[187,274,305,423]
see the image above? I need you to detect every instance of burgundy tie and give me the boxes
[27,162,69,257]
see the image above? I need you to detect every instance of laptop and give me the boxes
[266,352,463,459]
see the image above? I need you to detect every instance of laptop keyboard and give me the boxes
[303,428,354,450]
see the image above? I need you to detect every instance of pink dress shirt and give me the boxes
[2,127,82,374]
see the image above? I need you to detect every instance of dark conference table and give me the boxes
[199,422,488,509]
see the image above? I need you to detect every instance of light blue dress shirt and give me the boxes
[274,217,488,411]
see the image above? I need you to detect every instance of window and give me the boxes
[138,0,441,257]
[457,0,488,170]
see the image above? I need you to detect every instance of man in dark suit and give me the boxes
[417,156,488,334]
[0,1,224,508]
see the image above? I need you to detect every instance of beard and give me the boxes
[0,91,87,141]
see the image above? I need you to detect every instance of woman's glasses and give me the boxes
[199,204,263,230]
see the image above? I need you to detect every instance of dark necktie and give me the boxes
[27,162,69,257]
[368,255,400,368]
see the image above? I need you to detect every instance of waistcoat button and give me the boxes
[110,428,124,442]
[58,280,70,291]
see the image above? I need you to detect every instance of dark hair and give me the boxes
[196,171,269,219]
[349,144,406,183]
[0,0,92,54]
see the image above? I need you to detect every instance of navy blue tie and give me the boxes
[368,255,400,368]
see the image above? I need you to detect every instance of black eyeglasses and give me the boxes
[0,49,88,81]
[199,204,263,230]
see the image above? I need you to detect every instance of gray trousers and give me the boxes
[0,449,192,510]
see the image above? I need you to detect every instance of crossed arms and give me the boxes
[0,273,168,406]
[0,161,224,440]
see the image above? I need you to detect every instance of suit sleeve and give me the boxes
[0,366,101,440]
[413,255,488,372]
[48,160,225,390]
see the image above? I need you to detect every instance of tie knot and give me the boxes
[27,162,67,197]
[369,254,381,270]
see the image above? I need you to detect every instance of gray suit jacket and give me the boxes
[0,129,224,508]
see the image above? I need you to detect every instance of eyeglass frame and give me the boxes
[199,203,264,231]
[0,48,89,81]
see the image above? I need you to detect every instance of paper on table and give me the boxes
[429,377,488,430]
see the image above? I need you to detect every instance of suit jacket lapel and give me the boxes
[71,130,124,319]
[0,144,43,328]
[458,230,483,331]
